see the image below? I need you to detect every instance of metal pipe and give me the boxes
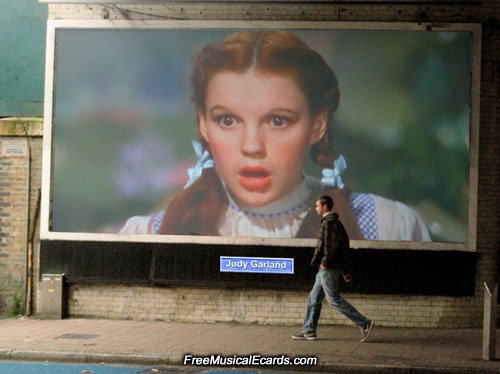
[26,188,40,317]
[24,138,31,316]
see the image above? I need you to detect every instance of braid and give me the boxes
[158,168,227,235]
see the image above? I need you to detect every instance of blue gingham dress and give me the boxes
[149,183,379,240]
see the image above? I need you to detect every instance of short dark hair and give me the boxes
[317,195,334,211]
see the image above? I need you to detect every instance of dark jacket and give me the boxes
[311,212,351,272]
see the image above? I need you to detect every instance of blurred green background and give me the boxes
[51,28,471,242]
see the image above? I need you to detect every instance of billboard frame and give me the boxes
[41,20,481,252]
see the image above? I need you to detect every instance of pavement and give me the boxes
[0,317,499,374]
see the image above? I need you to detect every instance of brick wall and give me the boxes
[68,285,482,328]
[47,2,500,23]
[0,118,43,315]
[13,1,499,326]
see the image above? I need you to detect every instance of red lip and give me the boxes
[238,166,272,191]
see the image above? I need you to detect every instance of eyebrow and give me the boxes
[208,105,231,115]
[265,107,299,115]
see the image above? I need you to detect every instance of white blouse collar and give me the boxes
[224,176,319,216]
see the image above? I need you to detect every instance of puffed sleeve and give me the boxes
[119,215,155,234]
[371,195,431,241]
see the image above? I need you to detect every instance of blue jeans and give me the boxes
[303,268,369,333]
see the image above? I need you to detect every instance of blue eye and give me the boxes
[217,115,236,127]
[270,116,288,127]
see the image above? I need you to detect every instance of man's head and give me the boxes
[315,195,333,216]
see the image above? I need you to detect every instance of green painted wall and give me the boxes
[0,0,47,117]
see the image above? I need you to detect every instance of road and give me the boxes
[0,362,313,374]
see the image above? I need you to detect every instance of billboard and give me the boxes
[41,21,480,251]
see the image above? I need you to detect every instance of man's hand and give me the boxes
[320,264,327,271]
[342,273,352,283]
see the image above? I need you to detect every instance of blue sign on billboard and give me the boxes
[220,256,294,274]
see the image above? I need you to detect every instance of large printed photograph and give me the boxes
[46,23,474,245]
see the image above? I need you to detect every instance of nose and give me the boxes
[241,124,266,157]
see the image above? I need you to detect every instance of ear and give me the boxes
[309,109,328,145]
[197,111,209,143]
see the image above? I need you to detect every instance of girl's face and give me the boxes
[198,69,326,207]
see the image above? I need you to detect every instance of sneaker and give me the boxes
[360,320,374,342]
[292,331,317,340]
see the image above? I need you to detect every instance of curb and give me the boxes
[0,350,497,374]
[1,350,168,365]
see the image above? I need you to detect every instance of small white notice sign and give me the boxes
[1,139,28,157]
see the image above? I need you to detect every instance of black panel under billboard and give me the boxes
[40,240,477,296]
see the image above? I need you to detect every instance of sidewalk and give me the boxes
[0,317,499,373]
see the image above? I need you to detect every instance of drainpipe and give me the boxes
[24,138,31,315]
[26,189,40,317]
[24,137,40,317]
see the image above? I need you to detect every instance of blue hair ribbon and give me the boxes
[321,155,346,189]
[183,141,214,189]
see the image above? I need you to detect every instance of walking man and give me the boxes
[293,195,374,342]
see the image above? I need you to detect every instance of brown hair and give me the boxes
[318,195,334,211]
[159,30,363,239]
